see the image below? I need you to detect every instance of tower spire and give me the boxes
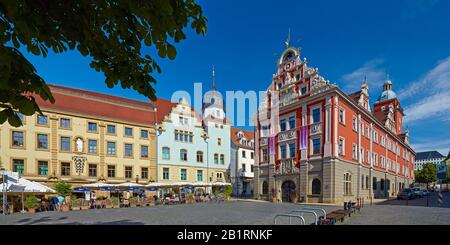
[285,28,291,48]
[211,65,216,91]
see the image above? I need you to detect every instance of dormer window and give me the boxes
[237,132,243,138]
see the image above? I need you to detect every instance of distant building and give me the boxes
[230,128,255,197]
[414,151,445,170]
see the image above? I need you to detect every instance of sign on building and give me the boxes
[437,162,447,180]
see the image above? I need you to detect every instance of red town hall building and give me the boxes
[254,46,415,204]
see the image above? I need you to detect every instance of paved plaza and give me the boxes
[0,193,449,225]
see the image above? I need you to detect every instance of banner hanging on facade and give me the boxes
[299,125,308,150]
[269,135,275,155]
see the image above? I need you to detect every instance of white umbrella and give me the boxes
[192,181,212,187]
[145,182,170,187]
[6,178,56,193]
[212,182,231,186]
[82,182,112,188]
[114,182,143,188]
[170,182,194,187]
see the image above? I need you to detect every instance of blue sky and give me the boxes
[22,0,450,155]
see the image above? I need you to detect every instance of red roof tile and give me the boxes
[231,127,255,149]
[35,84,158,125]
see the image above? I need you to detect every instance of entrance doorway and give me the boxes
[281,180,296,202]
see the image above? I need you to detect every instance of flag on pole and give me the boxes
[299,125,307,150]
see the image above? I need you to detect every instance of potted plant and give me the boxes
[129,196,136,207]
[70,196,79,210]
[289,192,299,203]
[53,181,73,211]
[271,188,277,203]
[110,197,119,208]
[24,196,40,213]
[223,185,233,201]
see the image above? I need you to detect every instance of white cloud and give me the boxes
[340,59,386,93]
[411,138,450,156]
[398,56,450,100]
[402,55,450,123]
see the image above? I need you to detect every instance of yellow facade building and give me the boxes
[0,85,157,186]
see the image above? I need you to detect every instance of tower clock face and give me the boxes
[284,62,292,71]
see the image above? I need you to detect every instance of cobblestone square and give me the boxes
[1,192,449,225]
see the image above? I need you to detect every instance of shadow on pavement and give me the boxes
[376,192,449,208]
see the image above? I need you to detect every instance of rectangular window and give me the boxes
[13,159,24,174]
[107,125,116,134]
[141,145,149,158]
[140,129,148,138]
[338,137,345,155]
[124,144,133,157]
[107,141,116,155]
[339,108,345,124]
[61,162,70,176]
[174,130,179,141]
[107,165,116,178]
[373,177,377,190]
[60,118,71,128]
[214,154,219,164]
[88,164,97,177]
[88,122,97,132]
[280,145,287,158]
[288,116,295,130]
[218,138,222,146]
[37,161,48,176]
[180,169,187,181]
[180,149,188,161]
[300,86,307,95]
[141,167,148,179]
[88,140,97,153]
[242,164,246,172]
[37,115,48,125]
[251,165,254,172]
[312,138,321,155]
[196,151,203,163]
[242,150,246,158]
[189,132,193,143]
[197,170,203,182]
[163,168,170,180]
[312,108,321,123]
[162,147,170,160]
[37,134,48,149]
[125,166,133,179]
[220,154,225,165]
[352,144,357,160]
[60,136,70,151]
[352,117,357,131]
[251,152,254,159]
[124,127,133,137]
[262,149,268,162]
[12,131,24,147]
[280,119,286,132]
[289,143,296,158]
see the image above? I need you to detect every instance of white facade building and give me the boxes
[230,128,255,196]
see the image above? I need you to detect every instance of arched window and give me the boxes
[180,149,188,161]
[344,173,352,195]
[196,151,204,163]
[262,181,268,195]
[162,147,170,160]
[312,178,321,195]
